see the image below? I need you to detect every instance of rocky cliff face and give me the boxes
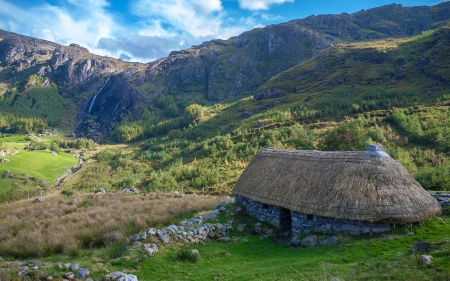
[0,2,449,139]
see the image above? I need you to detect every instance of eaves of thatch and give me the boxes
[232,148,441,223]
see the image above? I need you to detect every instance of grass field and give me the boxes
[135,211,450,281]
[0,135,78,190]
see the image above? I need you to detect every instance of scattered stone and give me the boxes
[301,235,318,247]
[26,260,38,266]
[57,263,64,270]
[17,266,29,277]
[0,256,3,261]
[218,237,231,242]
[412,241,431,253]
[76,268,89,279]
[35,197,45,202]
[64,272,74,280]
[237,224,244,232]
[291,235,302,246]
[190,249,199,255]
[255,222,262,227]
[420,255,433,265]
[144,243,159,256]
[46,275,54,280]
[86,278,94,281]
[233,237,239,243]
[117,274,138,281]
[242,238,248,243]
[69,262,79,271]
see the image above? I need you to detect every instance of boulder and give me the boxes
[70,263,79,271]
[117,275,138,281]
[420,255,433,265]
[17,266,29,277]
[291,235,302,246]
[76,268,90,279]
[105,272,127,281]
[144,243,159,256]
[301,235,318,247]
[64,272,74,280]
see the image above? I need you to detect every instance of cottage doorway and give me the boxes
[279,207,291,231]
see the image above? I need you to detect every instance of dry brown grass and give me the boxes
[0,192,224,258]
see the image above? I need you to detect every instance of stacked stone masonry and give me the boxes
[235,196,391,235]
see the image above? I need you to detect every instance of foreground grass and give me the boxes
[0,192,224,259]
[136,215,450,281]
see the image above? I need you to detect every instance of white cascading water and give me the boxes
[88,76,110,114]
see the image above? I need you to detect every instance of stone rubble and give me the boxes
[429,192,450,208]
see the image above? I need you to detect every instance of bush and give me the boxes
[174,248,200,263]
[61,190,74,197]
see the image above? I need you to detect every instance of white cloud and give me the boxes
[238,0,294,11]
[131,0,229,38]
[0,0,115,56]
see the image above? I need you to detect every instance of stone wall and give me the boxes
[236,196,391,235]
[235,196,291,229]
[291,211,390,235]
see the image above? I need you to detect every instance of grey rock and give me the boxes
[57,263,64,270]
[242,238,249,243]
[160,233,170,244]
[190,249,199,255]
[421,255,433,265]
[301,235,318,247]
[70,262,79,271]
[217,237,231,242]
[372,226,390,233]
[237,224,244,232]
[17,266,29,277]
[105,272,126,281]
[144,243,159,256]
[86,279,94,281]
[46,275,54,280]
[233,237,239,243]
[131,234,140,242]
[64,272,75,280]
[291,235,302,246]
[26,260,39,266]
[76,268,90,279]
[361,226,371,233]
[117,274,138,281]
[342,224,361,233]
[327,236,338,245]
[255,222,262,227]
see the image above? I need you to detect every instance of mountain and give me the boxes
[0,2,449,139]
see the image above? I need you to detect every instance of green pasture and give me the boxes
[134,216,450,281]
[0,150,78,189]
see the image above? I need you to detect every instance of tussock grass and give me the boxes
[0,192,223,259]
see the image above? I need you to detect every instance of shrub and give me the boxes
[174,248,200,263]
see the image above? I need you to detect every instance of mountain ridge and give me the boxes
[0,1,449,139]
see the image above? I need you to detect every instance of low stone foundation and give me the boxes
[291,211,390,235]
[235,196,291,229]
[236,196,391,235]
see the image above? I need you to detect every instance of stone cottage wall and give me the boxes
[235,196,291,229]
[236,196,391,235]
[291,211,390,235]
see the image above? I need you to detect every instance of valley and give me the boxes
[0,1,449,280]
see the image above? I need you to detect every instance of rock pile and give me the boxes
[430,192,450,208]
[130,209,234,245]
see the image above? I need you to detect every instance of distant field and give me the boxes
[0,136,78,190]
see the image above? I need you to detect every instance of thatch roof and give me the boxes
[232,148,441,223]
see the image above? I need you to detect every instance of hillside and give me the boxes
[0,2,450,139]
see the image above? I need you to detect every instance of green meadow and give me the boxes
[0,136,78,190]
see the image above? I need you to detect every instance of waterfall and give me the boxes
[88,76,110,114]
[111,93,129,120]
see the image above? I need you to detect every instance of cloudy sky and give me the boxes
[0,0,444,62]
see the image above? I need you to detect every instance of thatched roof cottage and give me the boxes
[233,145,441,235]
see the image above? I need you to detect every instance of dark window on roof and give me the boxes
[307,214,313,220]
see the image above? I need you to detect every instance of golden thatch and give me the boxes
[233,148,441,223]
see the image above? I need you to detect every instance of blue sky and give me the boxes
[0,0,445,62]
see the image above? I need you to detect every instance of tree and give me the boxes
[321,123,366,151]
[184,104,204,124]
[50,141,61,152]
